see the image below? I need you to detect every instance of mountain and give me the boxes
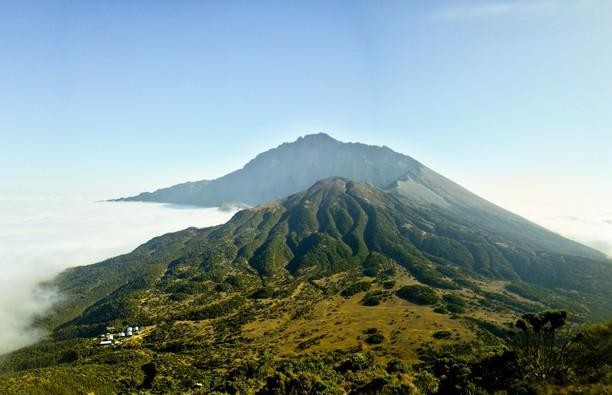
[50,178,612,330]
[2,178,611,393]
[116,133,603,260]
[115,133,421,207]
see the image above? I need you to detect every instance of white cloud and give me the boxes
[505,195,612,258]
[432,1,559,21]
[538,213,612,258]
[0,196,238,354]
[461,169,612,259]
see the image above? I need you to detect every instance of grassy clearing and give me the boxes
[242,269,474,363]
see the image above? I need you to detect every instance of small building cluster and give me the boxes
[98,325,140,346]
[117,326,139,338]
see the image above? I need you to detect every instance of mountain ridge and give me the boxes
[113,133,421,206]
[114,133,604,260]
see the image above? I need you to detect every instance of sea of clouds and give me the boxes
[478,182,612,259]
[0,196,237,354]
[530,210,612,258]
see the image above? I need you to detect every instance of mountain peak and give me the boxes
[117,133,421,207]
[308,176,350,191]
[297,132,338,142]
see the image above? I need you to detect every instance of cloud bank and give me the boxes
[0,196,237,354]
[514,199,612,258]
[537,212,612,258]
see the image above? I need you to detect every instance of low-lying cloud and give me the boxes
[522,208,612,258]
[0,196,237,354]
[544,214,612,258]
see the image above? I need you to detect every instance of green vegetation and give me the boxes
[417,311,612,394]
[396,285,440,305]
[182,296,244,321]
[381,279,396,289]
[442,294,467,314]
[2,309,608,394]
[250,287,276,299]
[363,328,385,345]
[361,292,383,306]
[365,332,385,344]
[340,281,371,297]
[363,252,396,278]
[432,330,452,339]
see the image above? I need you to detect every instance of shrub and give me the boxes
[413,370,440,394]
[344,353,372,371]
[433,306,448,314]
[443,294,467,314]
[185,296,244,320]
[340,281,371,297]
[361,294,382,306]
[250,287,275,299]
[366,333,385,345]
[396,285,439,305]
[432,330,452,339]
[446,303,466,314]
[386,358,410,373]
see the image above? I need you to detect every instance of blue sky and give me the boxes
[1,0,611,212]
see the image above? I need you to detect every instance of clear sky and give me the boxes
[1,1,611,217]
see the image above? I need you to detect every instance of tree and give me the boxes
[572,320,612,383]
[512,310,574,382]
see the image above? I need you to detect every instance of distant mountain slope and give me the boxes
[387,165,600,259]
[115,133,420,207]
[115,133,603,259]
